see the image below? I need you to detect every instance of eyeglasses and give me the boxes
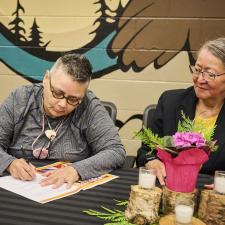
[49,72,83,106]
[189,65,225,81]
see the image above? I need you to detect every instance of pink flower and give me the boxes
[173,132,205,148]
[172,132,186,147]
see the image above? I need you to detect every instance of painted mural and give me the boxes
[1,0,225,155]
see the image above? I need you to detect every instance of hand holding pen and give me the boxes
[6,146,36,181]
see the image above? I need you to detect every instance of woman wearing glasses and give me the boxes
[137,37,225,185]
[0,53,125,188]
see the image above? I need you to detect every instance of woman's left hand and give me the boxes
[39,166,80,189]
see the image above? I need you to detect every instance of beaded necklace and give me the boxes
[32,98,66,159]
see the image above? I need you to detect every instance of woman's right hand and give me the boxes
[145,159,166,185]
[7,158,36,181]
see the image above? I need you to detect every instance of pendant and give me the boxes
[45,129,56,140]
[33,148,49,159]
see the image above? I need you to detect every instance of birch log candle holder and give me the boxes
[162,186,197,215]
[125,185,162,225]
[198,189,225,225]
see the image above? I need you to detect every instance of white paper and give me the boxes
[0,172,118,203]
[0,173,81,203]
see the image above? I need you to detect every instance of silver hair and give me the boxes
[199,37,225,67]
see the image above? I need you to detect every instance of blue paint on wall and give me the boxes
[85,31,117,73]
[0,33,54,81]
[0,31,117,81]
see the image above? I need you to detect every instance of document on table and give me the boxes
[0,173,81,203]
[0,162,118,204]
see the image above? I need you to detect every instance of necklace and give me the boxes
[41,95,66,140]
[32,114,66,159]
[32,97,67,159]
[44,115,66,140]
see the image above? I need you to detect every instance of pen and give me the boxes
[20,146,36,179]
[20,145,29,164]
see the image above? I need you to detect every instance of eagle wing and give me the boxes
[110,0,225,71]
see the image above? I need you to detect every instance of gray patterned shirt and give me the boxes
[0,84,125,179]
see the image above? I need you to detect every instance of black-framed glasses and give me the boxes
[49,72,83,106]
[189,65,225,81]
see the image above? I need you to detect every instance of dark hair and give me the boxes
[51,53,92,82]
[199,37,225,67]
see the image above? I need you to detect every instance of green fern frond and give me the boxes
[83,209,112,218]
[114,199,128,206]
[202,126,216,142]
[101,206,119,214]
[177,111,195,132]
[84,206,134,225]
[84,208,122,221]
[135,126,163,152]
[105,222,134,225]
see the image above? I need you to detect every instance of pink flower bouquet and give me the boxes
[136,111,217,193]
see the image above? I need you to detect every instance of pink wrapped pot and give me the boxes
[157,147,209,192]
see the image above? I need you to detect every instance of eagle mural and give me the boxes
[1,0,225,82]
